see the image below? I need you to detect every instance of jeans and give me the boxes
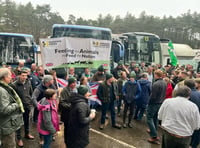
[162,130,191,148]
[117,96,123,114]
[16,107,31,140]
[1,132,16,148]
[134,106,145,120]
[190,129,200,148]
[123,101,135,123]
[146,103,161,138]
[101,101,116,126]
[41,134,53,148]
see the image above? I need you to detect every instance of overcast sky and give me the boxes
[14,0,200,20]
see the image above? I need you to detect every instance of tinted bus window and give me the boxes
[0,33,35,64]
[122,32,161,64]
[52,25,111,40]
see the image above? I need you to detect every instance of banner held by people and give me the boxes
[40,37,111,70]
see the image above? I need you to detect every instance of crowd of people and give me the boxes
[0,60,200,148]
[109,61,200,148]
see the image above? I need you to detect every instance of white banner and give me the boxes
[40,37,111,69]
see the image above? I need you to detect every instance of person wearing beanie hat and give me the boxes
[97,65,104,72]
[91,65,106,83]
[68,77,76,86]
[133,64,141,80]
[97,72,121,130]
[18,67,29,76]
[59,76,77,146]
[78,85,90,96]
[134,64,139,68]
[122,71,141,128]
[1,62,7,68]
[11,67,35,146]
[118,61,123,66]
[130,71,136,78]
[106,73,113,80]
[66,85,95,148]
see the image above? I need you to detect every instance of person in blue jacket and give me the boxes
[123,71,141,128]
[184,79,200,148]
[134,73,151,120]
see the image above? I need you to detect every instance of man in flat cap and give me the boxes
[11,68,34,147]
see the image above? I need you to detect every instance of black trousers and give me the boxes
[123,101,135,124]
[33,107,39,122]
[16,108,31,140]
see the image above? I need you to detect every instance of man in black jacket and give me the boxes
[66,85,95,148]
[146,69,167,144]
[59,77,77,146]
[97,73,121,130]
[11,69,34,147]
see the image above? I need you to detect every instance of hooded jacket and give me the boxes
[66,93,91,148]
[137,79,151,108]
[123,80,141,103]
[37,98,59,135]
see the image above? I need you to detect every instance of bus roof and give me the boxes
[0,32,33,38]
[161,43,195,57]
[53,24,112,32]
[123,32,160,38]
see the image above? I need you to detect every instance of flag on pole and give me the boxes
[168,40,177,67]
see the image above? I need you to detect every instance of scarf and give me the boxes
[0,81,24,113]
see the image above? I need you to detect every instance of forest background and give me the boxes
[0,0,200,49]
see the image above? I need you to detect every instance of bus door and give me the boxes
[111,40,124,69]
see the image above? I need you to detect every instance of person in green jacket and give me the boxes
[0,68,24,148]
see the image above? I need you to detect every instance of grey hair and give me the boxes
[0,68,10,80]
[175,86,191,98]
[140,73,148,79]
